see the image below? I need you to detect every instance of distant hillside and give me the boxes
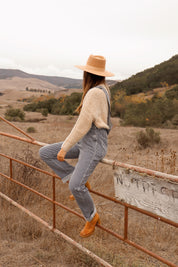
[0,69,116,89]
[0,69,83,89]
[111,55,178,97]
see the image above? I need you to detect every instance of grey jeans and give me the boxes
[39,124,108,221]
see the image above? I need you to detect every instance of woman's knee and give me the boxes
[39,142,62,160]
[69,179,85,194]
[39,146,49,160]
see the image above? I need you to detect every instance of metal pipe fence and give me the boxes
[0,152,177,267]
[0,115,178,266]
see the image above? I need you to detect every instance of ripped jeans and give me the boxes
[39,124,108,221]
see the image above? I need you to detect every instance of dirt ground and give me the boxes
[0,94,178,266]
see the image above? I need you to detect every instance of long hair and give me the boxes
[76,71,107,113]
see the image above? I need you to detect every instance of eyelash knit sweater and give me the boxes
[61,85,109,152]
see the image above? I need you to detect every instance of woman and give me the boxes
[39,55,114,237]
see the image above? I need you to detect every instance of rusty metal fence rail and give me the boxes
[0,116,178,267]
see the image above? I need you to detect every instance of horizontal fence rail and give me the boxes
[0,192,113,267]
[0,115,178,267]
[0,130,177,182]
[0,153,177,267]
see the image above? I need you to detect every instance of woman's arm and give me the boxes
[61,87,107,153]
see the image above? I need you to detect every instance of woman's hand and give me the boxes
[57,148,66,161]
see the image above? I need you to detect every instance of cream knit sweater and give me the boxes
[61,85,109,152]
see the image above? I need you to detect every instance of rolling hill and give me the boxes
[0,69,83,89]
[0,69,116,90]
[111,54,178,97]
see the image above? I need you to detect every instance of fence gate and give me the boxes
[0,116,178,267]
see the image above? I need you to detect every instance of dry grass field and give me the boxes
[0,92,178,266]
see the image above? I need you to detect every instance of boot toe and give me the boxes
[69,194,75,200]
[79,213,100,238]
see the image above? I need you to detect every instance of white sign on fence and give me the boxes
[113,167,178,223]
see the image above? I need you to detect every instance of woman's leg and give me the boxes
[69,127,107,222]
[39,142,80,183]
[69,149,100,221]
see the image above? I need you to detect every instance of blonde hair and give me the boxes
[76,71,107,113]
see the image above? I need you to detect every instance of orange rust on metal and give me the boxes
[0,171,84,220]
[0,152,177,228]
[0,115,35,141]
[0,152,60,180]
[0,154,177,266]
[0,168,124,240]
[125,239,177,267]
[90,188,178,228]
[1,119,178,266]
[97,224,124,241]
[98,222,177,267]
[0,192,113,267]
[52,174,56,229]
[10,158,13,179]
[0,169,177,267]
[124,206,128,240]
[0,132,46,146]
[104,158,178,183]
[1,131,177,182]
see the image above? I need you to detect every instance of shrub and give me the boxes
[136,128,161,149]
[5,108,25,121]
[23,93,82,116]
[172,114,178,125]
[123,102,149,127]
[123,97,177,127]
[165,85,178,100]
[27,127,36,133]
[41,108,48,117]
[162,120,175,129]
[23,102,38,112]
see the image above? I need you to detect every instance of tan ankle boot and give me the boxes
[69,181,91,201]
[80,213,100,238]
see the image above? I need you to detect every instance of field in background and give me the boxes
[0,107,178,266]
[0,82,178,267]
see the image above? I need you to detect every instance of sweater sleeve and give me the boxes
[61,89,96,152]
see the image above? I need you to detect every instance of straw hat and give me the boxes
[75,55,114,77]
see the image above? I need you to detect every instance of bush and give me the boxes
[51,93,82,115]
[123,97,177,127]
[165,85,178,100]
[27,127,36,133]
[123,102,148,127]
[5,108,25,121]
[23,102,38,112]
[172,114,178,125]
[136,128,160,149]
[41,108,48,117]
[23,93,82,116]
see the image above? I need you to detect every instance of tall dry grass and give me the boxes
[0,113,178,266]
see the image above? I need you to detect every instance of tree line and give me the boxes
[22,85,178,128]
[26,87,52,94]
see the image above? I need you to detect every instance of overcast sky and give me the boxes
[0,0,178,80]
